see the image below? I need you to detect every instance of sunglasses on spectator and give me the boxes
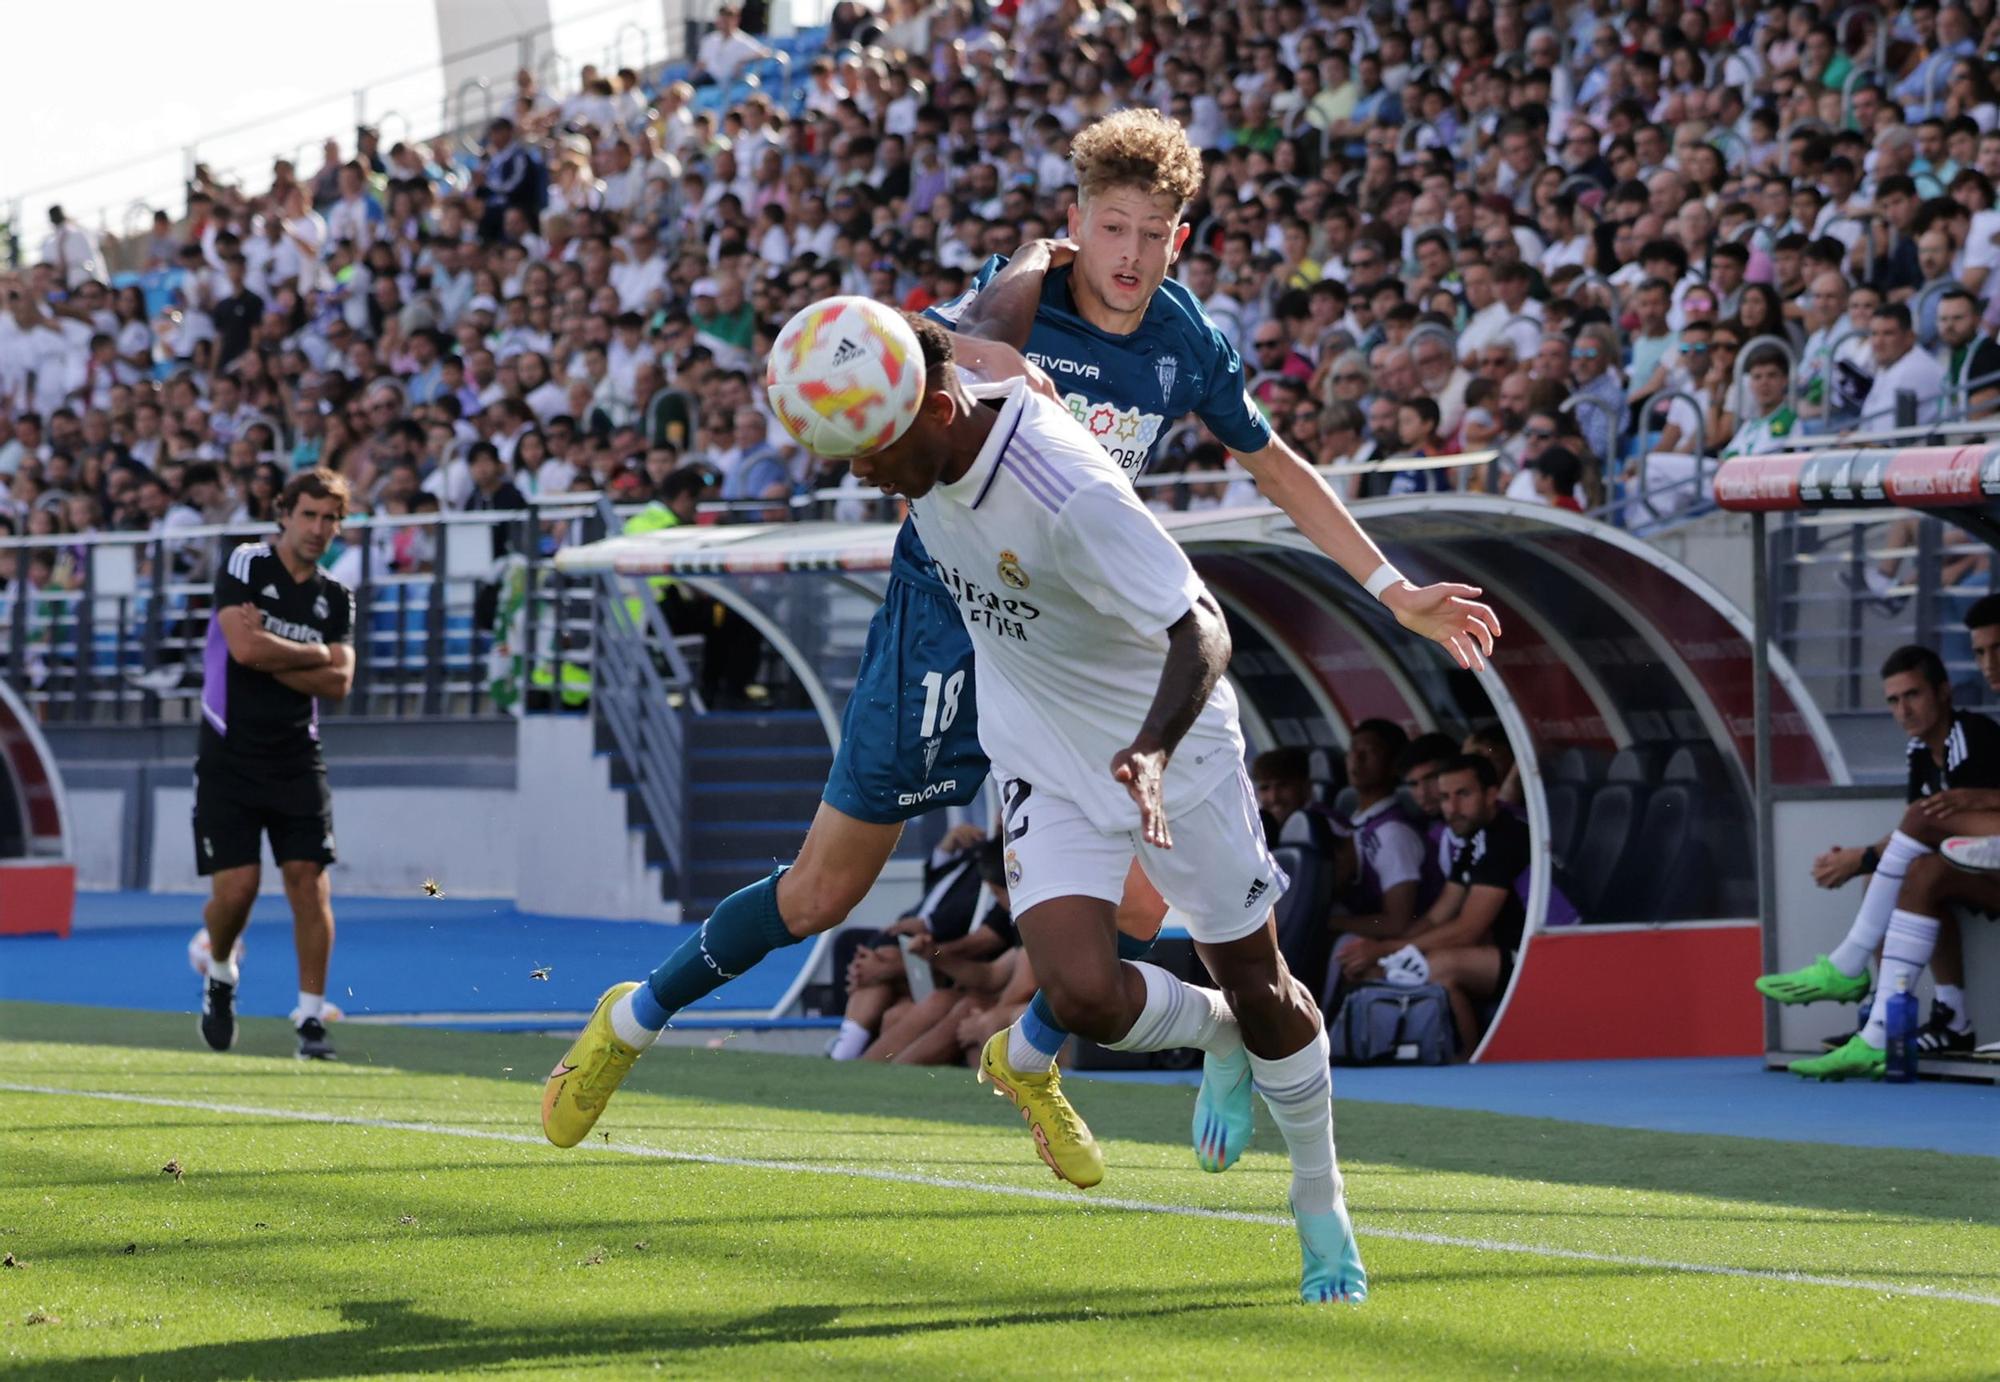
[1482,240,1511,252]
[1681,342,1710,354]
[1255,338,1285,349]
[1572,347,1600,359]
[1348,255,1380,268]
[1525,426,1557,439]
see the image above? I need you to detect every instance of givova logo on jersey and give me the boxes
[1062,393,1164,477]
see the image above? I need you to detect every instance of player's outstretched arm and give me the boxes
[218,603,335,673]
[1233,436,1502,670]
[1111,592,1232,850]
[272,643,355,701]
[950,238,1077,350]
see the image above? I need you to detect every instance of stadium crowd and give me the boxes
[6,0,2000,586]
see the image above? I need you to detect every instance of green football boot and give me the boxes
[1789,1033,1887,1081]
[1755,955,1871,1005]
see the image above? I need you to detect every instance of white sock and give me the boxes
[1104,962,1242,1059]
[1006,1022,1056,1072]
[1249,1027,1342,1216]
[207,956,238,987]
[1830,831,1929,976]
[1934,983,1971,1031]
[293,991,324,1023]
[1861,910,1941,1048]
[829,1018,872,1060]
[609,990,663,1050]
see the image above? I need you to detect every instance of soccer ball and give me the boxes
[766,296,926,459]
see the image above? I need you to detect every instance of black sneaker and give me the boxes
[295,1017,337,1061]
[199,978,237,1051]
[1916,1003,1977,1057]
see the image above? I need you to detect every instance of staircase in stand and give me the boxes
[594,709,827,914]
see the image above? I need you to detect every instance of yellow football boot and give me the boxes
[541,982,644,1147]
[978,1030,1104,1188]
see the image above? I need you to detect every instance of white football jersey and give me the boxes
[909,378,1245,832]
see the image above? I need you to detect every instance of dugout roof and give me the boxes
[560,497,1843,1062]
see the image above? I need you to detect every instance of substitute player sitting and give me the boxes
[850,310,1366,1302]
[192,468,356,1061]
[1764,645,2000,1077]
[1337,755,1556,1051]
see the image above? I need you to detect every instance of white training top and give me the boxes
[909,378,1245,832]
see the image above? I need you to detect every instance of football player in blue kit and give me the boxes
[543,110,1499,1189]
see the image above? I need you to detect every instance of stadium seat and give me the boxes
[1664,742,1754,916]
[778,28,829,57]
[1609,783,1710,921]
[1566,780,1645,919]
[1543,780,1585,868]
[1605,744,1666,785]
[1546,745,1606,786]
[1307,745,1345,808]
[1661,743,1728,792]
[1271,840,1335,1001]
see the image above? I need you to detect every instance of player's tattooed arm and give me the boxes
[951,238,1078,350]
[218,603,336,673]
[1112,592,1232,849]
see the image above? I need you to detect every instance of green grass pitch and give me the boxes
[0,1001,1995,1379]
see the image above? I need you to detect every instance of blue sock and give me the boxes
[634,869,796,1029]
[1019,931,1157,1057]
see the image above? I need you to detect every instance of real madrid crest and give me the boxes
[1005,848,1023,887]
[997,550,1029,590]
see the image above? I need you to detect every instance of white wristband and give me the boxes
[1363,562,1405,601]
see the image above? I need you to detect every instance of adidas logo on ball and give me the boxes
[830,337,867,368]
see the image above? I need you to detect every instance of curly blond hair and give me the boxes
[1070,108,1203,211]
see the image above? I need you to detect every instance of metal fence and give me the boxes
[1,453,1502,726]
[1771,507,1997,716]
[0,497,608,724]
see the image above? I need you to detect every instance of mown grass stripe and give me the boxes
[4,1079,1995,1310]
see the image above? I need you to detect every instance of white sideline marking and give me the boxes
[3,1080,1995,1310]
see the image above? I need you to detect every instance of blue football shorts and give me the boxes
[822,574,989,825]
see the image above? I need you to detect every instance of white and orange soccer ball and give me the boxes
[766,296,926,458]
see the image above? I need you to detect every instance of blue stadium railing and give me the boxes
[0,497,606,725]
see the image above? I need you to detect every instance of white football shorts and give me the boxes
[996,764,1288,945]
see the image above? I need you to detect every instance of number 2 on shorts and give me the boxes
[1002,778,1033,842]
[918,668,965,738]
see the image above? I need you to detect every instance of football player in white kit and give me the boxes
[846,309,1395,1303]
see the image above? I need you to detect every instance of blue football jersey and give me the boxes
[891,256,1273,588]
[934,256,1273,475]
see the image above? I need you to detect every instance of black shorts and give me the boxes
[192,750,335,876]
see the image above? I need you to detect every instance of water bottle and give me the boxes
[1884,978,1919,1084]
